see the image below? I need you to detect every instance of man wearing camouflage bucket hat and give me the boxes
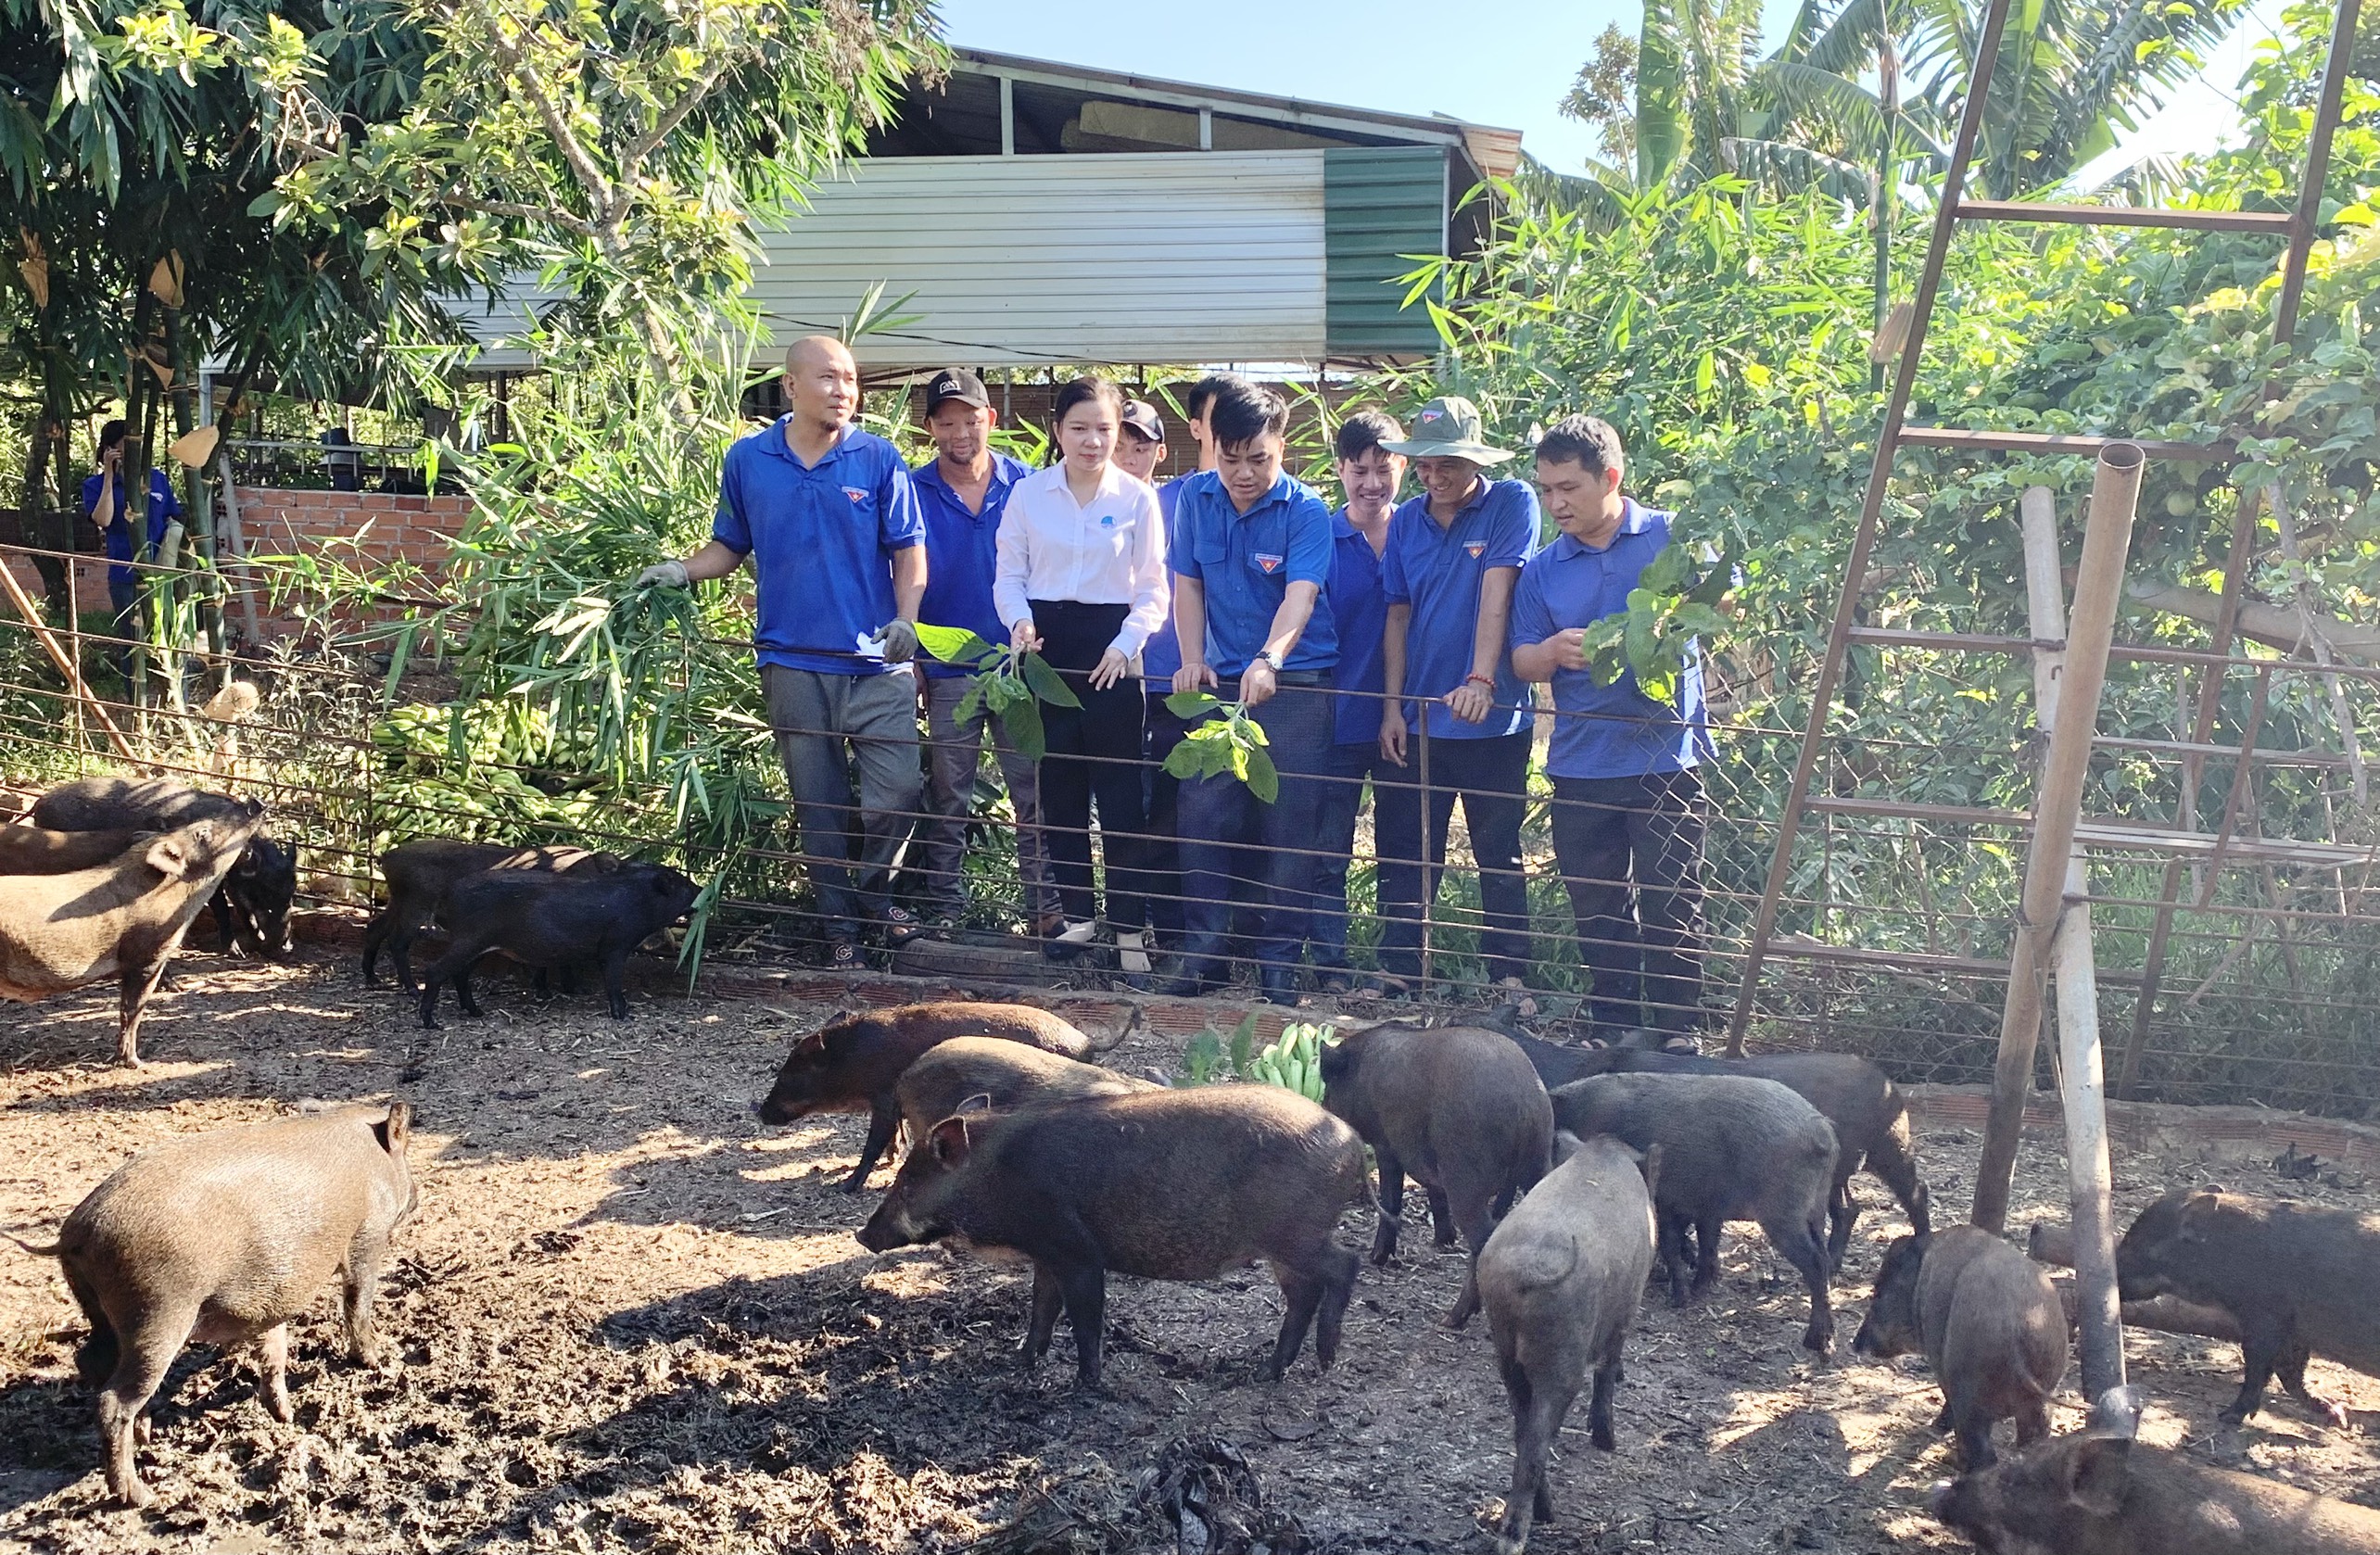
[1371,395,1541,993]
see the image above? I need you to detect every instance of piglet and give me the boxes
[362,839,622,991]
[1479,1131,1660,1554]
[8,1103,418,1507]
[1855,1225,2068,1468]
[758,1001,1128,1191]
[415,863,700,1028]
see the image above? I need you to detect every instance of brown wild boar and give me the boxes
[758,1001,1128,1191]
[32,777,296,958]
[856,1085,1366,1386]
[0,807,263,1064]
[1479,1132,1660,1555]
[1319,1021,1553,1328]
[6,1103,418,1507]
[0,824,153,876]
[1929,1385,2380,1555]
[2117,1188,2380,1426]
[894,1037,1152,1140]
[1854,1225,2068,1468]
[1551,1071,1840,1352]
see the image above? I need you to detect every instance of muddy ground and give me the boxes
[3,949,2378,1554]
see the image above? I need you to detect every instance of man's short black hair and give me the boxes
[1208,383,1288,451]
[1185,372,1249,424]
[1335,409,1403,463]
[1535,415,1625,475]
[98,419,128,452]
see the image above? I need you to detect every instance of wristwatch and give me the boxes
[1259,650,1285,672]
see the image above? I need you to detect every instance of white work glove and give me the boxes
[635,560,689,590]
[877,618,919,664]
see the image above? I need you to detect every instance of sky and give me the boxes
[936,0,2285,186]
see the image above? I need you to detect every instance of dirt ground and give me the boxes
[4,949,2378,1554]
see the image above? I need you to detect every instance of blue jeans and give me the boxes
[1175,681,1332,978]
[1306,740,1379,968]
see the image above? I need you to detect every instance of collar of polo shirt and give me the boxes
[766,413,852,468]
[1549,496,1655,559]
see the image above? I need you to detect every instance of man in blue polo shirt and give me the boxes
[1510,414,1714,1035]
[1374,396,1539,992]
[637,335,928,972]
[83,417,184,684]
[1305,409,1402,993]
[1162,381,1336,1004]
[908,367,1059,935]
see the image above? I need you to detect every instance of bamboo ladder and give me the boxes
[1724,0,2369,1402]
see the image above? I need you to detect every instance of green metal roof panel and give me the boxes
[1323,147,1447,356]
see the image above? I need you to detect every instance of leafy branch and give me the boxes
[1161,690,1279,803]
[915,624,1082,761]
[1576,539,1738,705]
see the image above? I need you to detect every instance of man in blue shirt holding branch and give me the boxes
[1161,382,1337,1005]
[1510,414,1714,1036]
[638,335,929,972]
[82,417,183,684]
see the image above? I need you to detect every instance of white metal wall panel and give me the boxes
[747,152,1328,368]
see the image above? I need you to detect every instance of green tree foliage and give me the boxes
[271,0,943,373]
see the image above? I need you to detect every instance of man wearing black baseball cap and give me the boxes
[910,366,1060,933]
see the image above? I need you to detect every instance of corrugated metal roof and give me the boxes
[744,152,1328,368]
[1323,148,1447,357]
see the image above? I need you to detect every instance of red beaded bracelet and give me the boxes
[1463,673,1494,689]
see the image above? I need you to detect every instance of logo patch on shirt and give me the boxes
[1254,552,1284,574]
[1464,541,1487,559]
[842,487,869,504]
[1100,513,1115,526]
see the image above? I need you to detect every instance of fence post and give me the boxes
[2015,483,2127,1398]
[1971,445,2141,1238]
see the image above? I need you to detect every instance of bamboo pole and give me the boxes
[215,450,264,648]
[0,545,135,759]
[2016,483,2127,1397]
[1973,445,2146,1237]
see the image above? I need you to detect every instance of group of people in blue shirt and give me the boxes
[639,335,1713,1036]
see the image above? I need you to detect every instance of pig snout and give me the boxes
[1924,1479,1956,1518]
[855,1198,921,1253]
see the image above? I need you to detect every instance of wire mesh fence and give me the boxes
[4,534,2378,1120]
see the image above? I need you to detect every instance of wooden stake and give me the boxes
[0,548,135,759]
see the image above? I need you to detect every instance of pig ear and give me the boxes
[375,1102,412,1154]
[1550,1131,1582,1167]
[928,1116,974,1168]
[955,1093,994,1116]
[144,835,194,879]
[2065,1435,2133,1516]
[793,1029,829,1057]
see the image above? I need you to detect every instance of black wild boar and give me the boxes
[0,809,263,1065]
[0,824,153,875]
[6,1102,418,1507]
[1551,1071,1840,1352]
[1517,1039,1931,1270]
[757,1000,1127,1191]
[2117,1188,2380,1426]
[32,777,296,958]
[361,839,623,990]
[1854,1225,2068,1468]
[1319,1021,1553,1328]
[1479,1132,1660,1555]
[414,863,700,1029]
[895,1037,1152,1139]
[855,1085,1366,1386]
[1929,1385,2380,1555]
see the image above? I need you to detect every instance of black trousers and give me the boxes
[1143,686,1190,937]
[1374,729,1533,982]
[1033,601,1148,929]
[1550,768,1707,1031]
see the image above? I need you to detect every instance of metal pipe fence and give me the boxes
[4,537,2379,1117]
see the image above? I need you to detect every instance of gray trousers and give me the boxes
[918,673,1058,919]
[762,664,922,941]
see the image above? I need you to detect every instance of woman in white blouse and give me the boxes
[995,375,1169,975]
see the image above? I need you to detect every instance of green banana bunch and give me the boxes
[1244,1021,1333,1105]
